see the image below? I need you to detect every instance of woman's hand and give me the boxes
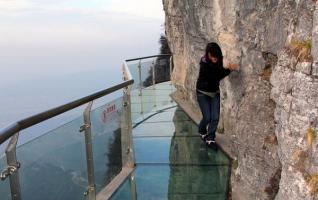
[228,63,239,71]
[224,59,239,71]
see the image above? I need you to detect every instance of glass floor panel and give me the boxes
[110,82,230,200]
[112,165,229,200]
[131,104,178,125]
[133,118,200,138]
[133,123,176,137]
[134,137,230,165]
[137,107,192,123]
[130,81,176,124]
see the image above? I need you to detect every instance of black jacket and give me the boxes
[196,56,231,93]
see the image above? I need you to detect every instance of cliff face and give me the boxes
[163,0,318,199]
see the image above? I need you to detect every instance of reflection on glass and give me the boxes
[169,108,230,200]
[133,122,176,137]
[132,165,228,200]
[142,57,171,87]
[134,137,230,166]
[111,104,231,199]
[16,117,87,200]
[1,97,125,200]
[90,98,123,192]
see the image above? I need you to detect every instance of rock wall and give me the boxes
[163,0,318,199]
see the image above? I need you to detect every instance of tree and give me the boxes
[159,35,172,55]
[143,35,172,87]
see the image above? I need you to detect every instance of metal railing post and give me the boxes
[138,60,142,97]
[152,59,156,87]
[121,84,135,168]
[122,63,135,168]
[169,56,174,102]
[169,56,173,84]
[130,173,137,200]
[80,101,96,200]
[152,59,157,109]
[137,60,144,115]
[5,133,21,200]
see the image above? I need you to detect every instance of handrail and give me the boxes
[0,54,172,145]
[125,54,171,62]
[0,79,134,145]
[0,54,172,200]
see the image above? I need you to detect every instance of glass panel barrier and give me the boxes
[127,56,174,124]
[131,88,173,103]
[127,60,153,91]
[127,56,171,91]
[0,154,11,200]
[0,56,173,200]
[0,95,129,200]
[126,62,139,90]
[16,116,88,200]
[130,82,176,123]
[139,60,154,88]
[90,97,123,193]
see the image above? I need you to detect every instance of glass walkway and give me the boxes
[0,55,230,200]
[110,82,231,200]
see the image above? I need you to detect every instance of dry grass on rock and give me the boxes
[287,39,312,62]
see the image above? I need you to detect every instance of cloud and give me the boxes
[103,0,164,19]
[0,0,164,19]
[0,0,29,13]
[0,0,164,79]
[0,0,164,74]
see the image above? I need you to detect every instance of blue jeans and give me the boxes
[196,92,220,140]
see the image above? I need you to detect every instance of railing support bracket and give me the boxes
[79,124,90,132]
[0,163,20,181]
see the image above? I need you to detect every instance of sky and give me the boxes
[0,0,165,133]
[0,0,164,18]
[0,0,165,81]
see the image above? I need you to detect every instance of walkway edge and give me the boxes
[170,91,236,160]
[96,167,134,200]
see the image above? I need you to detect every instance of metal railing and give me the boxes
[0,80,133,145]
[0,54,172,200]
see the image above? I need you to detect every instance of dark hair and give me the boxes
[205,42,223,66]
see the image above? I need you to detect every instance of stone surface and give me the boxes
[164,0,318,199]
[271,51,318,200]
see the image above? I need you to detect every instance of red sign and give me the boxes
[102,104,116,123]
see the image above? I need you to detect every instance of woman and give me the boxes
[196,42,237,148]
